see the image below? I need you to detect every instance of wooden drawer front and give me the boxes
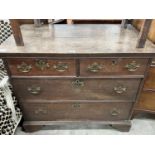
[12,78,140,101]
[20,101,132,121]
[6,58,76,76]
[80,58,148,76]
[138,91,155,111]
[143,66,155,90]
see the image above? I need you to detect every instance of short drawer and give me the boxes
[80,58,148,76]
[137,91,155,111]
[12,78,141,101]
[20,101,132,121]
[6,58,76,76]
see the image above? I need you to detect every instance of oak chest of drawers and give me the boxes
[4,56,149,132]
[1,24,155,132]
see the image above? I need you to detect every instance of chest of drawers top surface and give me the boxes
[0,24,155,57]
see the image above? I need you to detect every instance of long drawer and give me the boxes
[80,58,148,76]
[6,58,76,76]
[12,78,141,101]
[20,101,132,121]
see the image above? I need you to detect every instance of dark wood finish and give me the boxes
[74,20,122,24]
[1,24,155,132]
[6,58,76,76]
[20,101,132,121]
[9,19,122,25]
[136,19,152,48]
[80,58,148,76]
[11,78,141,101]
[5,56,151,132]
[2,53,155,59]
[111,122,131,132]
[23,123,43,132]
[23,120,131,132]
[9,19,24,46]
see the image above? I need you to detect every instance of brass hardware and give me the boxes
[111,108,120,116]
[53,62,68,72]
[87,62,103,72]
[17,62,32,73]
[72,102,80,108]
[114,85,127,94]
[27,86,41,95]
[125,61,140,72]
[151,61,155,64]
[72,80,84,88]
[151,61,155,66]
[35,59,49,70]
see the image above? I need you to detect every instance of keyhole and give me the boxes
[112,60,118,65]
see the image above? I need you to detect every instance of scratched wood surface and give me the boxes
[1,24,155,54]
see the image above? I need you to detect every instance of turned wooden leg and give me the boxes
[22,124,43,133]
[111,122,131,132]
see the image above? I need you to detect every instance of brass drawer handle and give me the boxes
[151,61,155,66]
[27,86,41,95]
[53,62,68,72]
[87,62,103,73]
[72,102,80,108]
[17,62,32,73]
[111,108,120,116]
[114,85,127,94]
[125,61,140,72]
[72,80,84,88]
[35,59,49,70]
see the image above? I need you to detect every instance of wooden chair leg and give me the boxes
[136,19,152,48]
[9,19,24,46]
